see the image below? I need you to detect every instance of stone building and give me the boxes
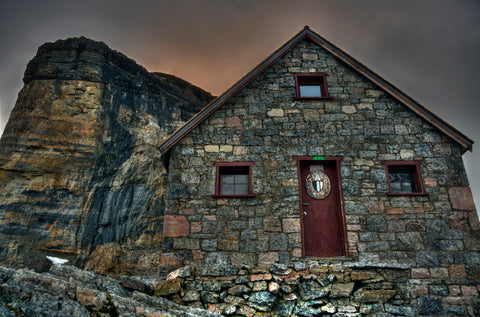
[159,26,478,312]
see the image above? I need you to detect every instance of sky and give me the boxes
[0,0,479,210]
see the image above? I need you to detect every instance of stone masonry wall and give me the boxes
[157,257,415,317]
[163,38,480,314]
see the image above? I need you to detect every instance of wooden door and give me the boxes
[297,158,347,257]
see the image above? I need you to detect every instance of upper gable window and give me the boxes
[213,162,255,198]
[382,161,427,196]
[294,73,332,100]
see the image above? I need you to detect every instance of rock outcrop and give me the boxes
[0,37,214,271]
[0,264,219,316]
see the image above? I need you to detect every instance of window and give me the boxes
[213,162,255,197]
[382,161,427,196]
[294,73,332,100]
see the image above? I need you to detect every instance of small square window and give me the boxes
[294,73,332,100]
[382,161,427,196]
[213,162,255,197]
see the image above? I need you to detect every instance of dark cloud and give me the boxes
[0,0,479,207]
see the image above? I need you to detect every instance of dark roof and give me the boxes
[159,26,474,154]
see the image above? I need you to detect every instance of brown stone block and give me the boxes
[461,285,478,296]
[225,116,242,127]
[430,267,449,279]
[250,273,273,282]
[469,211,480,230]
[346,224,361,231]
[216,199,228,206]
[192,250,203,261]
[350,270,382,281]
[354,289,395,302]
[386,208,403,215]
[449,285,461,296]
[443,296,468,306]
[450,219,467,229]
[285,273,301,285]
[263,217,281,232]
[180,136,193,145]
[292,248,302,258]
[233,146,246,155]
[161,254,179,269]
[190,222,202,234]
[163,215,189,237]
[347,232,358,243]
[283,218,300,233]
[154,279,182,296]
[449,187,476,211]
[411,268,429,279]
[218,239,239,251]
[310,263,330,275]
[412,285,428,298]
[331,282,355,298]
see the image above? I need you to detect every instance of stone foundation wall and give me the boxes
[154,256,479,316]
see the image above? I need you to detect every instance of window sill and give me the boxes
[212,194,256,198]
[386,192,428,196]
[294,96,333,101]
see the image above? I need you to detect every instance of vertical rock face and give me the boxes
[0,37,213,269]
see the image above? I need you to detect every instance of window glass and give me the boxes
[214,162,254,197]
[294,73,330,99]
[221,174,248,195]
[389,171,413,193]
[300,85,322,97]
[383,161,426,196]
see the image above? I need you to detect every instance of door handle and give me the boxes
[302,203,310,206]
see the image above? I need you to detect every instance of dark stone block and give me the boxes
[342,179,360,196]
[426,220,463,240]
[418,296,443,315]
[365,241,390,252]
[200,291,219,303]
[274,299,295,317]
[416,251,439,267]
[240,229,258,241]
[397,232,424,251]
[240,241,268,253]
[166,184,190,199]
[444,306,466,316]
[344,201,367,215]
[196,265,239,277]
[247,291,277,312]
[429,285,448,296]
[367,215,387,232]
[270,233,288,251]
[299,280,329,301]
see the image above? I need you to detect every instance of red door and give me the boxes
[297,158,347,257]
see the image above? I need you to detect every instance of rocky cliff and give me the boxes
[0,37,214,272]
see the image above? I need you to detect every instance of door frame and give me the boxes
[294,156,349,258]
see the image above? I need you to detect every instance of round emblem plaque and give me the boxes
[306,171,331,199]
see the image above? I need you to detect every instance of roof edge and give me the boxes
[160,27,474,155]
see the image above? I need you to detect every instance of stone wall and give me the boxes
[159,258,414,317]
[164,38,480,313]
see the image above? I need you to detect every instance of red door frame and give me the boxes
[295,156,349,257]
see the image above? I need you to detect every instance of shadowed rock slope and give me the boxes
[0,37,214,271]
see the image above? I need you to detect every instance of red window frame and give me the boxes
[294,73,332,100]
[382,161,428,196]
[213,162,255,198]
